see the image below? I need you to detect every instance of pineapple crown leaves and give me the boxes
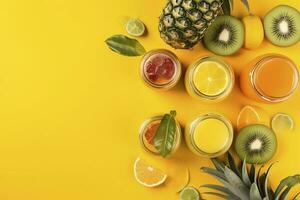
[200,153,300,200]
[222,0,250,15]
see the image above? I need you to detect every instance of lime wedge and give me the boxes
[271,113,294,133]
[126,18,145,37]
[180,186,200,200]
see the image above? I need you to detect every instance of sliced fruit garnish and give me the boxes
[134,157,167,187]
[193,61,229,96]
[126,18,145,37]
[180,186,200,200]
[237,105,260,130]
[271,113,294,133]
[144,122,159,145]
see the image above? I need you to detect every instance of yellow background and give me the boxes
[0,0,299,199]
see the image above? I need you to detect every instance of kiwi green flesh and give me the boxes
[235,124,277,164]
[203,15,244,56]
[264,5,300,47]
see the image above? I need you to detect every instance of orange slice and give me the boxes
[134,157,167,187]
[237,105,260,130]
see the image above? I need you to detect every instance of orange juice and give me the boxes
[240,54,299,103]
[185,113,233,157]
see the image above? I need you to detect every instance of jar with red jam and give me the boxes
[140,49,182,90]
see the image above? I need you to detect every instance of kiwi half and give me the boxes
[264,5,300,47]
[203,15,244,56]
[235,124,277,164]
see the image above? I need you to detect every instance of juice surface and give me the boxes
[192,61,229,96]
[193,118,229,154]
[255,57,297,98]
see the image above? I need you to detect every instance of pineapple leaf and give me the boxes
[279,186,292,200]
[224,166,250,200]
[201,167,227,181]
[258,173,267,198]
[201,184,237,197]
[203,192,228,199]
[228,153,242,178]
[292,192,300,200]
[249,164,256,183]
[264,162,277,199]
[242,159,252,187]
[274,175,300,199]
[221,0,232,15]
[240,0,250,12]
[250,183,263,200]
[211,158,225,172]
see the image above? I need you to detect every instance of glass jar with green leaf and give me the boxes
[139,111,182,157]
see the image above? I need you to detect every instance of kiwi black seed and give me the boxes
[203,15,244,56]
[264,5,300,47]
[235,124,277,164]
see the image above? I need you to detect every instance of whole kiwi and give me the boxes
[235,124,277,164]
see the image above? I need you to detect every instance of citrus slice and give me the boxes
[180,186,200,200]
[271,113,294,133]
[237,105,261,130]
[133,157,167,187]
[126,18,145,37]
[192,61,229,96]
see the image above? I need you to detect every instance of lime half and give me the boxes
[271,113,294,133]
[180,186,200,200]
[126,18,145,37]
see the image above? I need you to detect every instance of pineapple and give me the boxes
[158,0,249,49]
[201,153,300,200]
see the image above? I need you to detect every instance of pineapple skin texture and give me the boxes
[159,0,223,49]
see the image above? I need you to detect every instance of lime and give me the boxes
[271,113,294,133]
[126,18,145,37]
[180,186,200,200]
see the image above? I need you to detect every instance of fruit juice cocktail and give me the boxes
[139,115,182,156]
[185,113,233,157]
[140,49,182,90]
[240,54,299,103]
[185,56,234,102]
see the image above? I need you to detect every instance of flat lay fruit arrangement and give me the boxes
[104,0,300,199]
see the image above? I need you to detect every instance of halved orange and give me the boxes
[134,157,167,187]
[237,105,260,130]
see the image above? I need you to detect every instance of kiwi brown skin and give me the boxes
[235,124,277,164]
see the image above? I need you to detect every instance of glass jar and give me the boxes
[185,113,233,157]
[138,115,182,156]
[140,49,182,90]
[185,56,234,102]
[240,54,299,103]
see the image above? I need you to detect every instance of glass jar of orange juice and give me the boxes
[184,113,233,157]
[240,54,299,103]
[185,56,234,102]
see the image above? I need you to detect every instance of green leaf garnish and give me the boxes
[153,110,177,157]
[105,34,146,56]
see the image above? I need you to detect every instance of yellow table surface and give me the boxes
[0,0,299,199]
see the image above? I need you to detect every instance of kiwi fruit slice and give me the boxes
[203,15,244,56]
[235,124,277,164]
[264,5,300,47]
